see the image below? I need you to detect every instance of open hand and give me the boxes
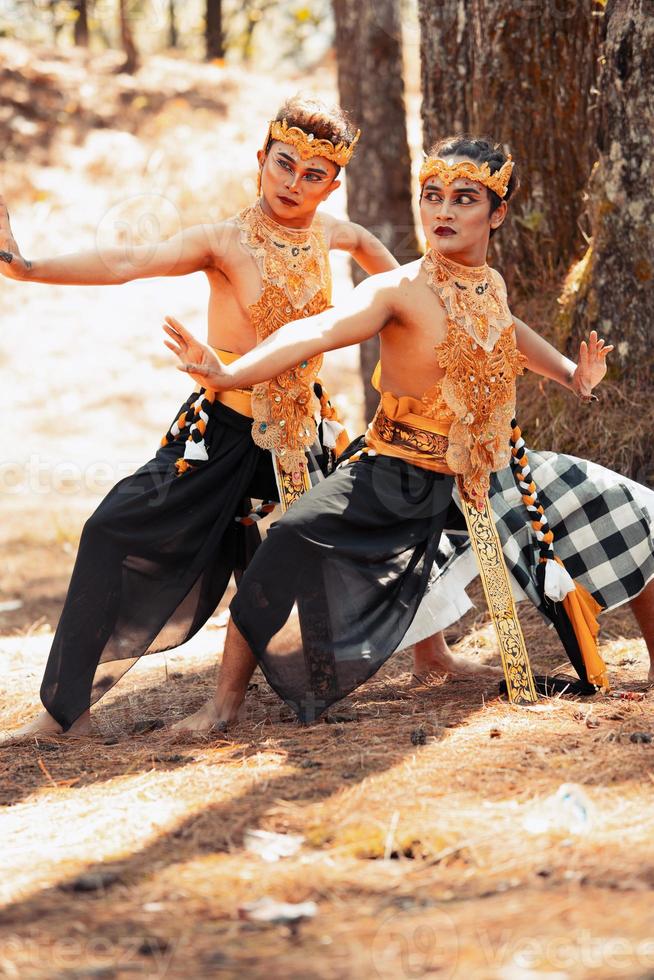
[572,330,614,399]
[163,316,233,390]
[0,194,29,280]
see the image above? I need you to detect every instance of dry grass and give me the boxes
[2,589,654,979]
[513,271,654,484]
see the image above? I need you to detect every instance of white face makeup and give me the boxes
[258,140,340,227]
[419,156,507,265]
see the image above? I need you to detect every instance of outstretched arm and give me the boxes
[327,217,399,275]
[163,274,394,391]
[0,194,31,279]
[0,194,223,285]
[514,316,613,399]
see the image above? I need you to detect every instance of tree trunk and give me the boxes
[418,0,604,289]
[168,0,178,48]
[333,0,420,422]
[557,0,654,483]
[118,0,139,74]
[73,0,89,46]
[419,0,470,136]
[206,0,224,60]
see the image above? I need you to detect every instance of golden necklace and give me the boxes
[237,200,331,311]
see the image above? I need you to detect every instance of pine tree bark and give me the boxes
[418,0,604,287]
[73,0,89,46]
[557,0,654,483]
[168,0,178,48]
[419,0,470,136]
[206,0,224,60]
[333,0,420,421]
[118,0,139,74]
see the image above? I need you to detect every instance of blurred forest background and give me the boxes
[1,0,652,479]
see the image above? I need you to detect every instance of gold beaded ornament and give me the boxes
[266,117,360,166]
[419,155,515,199]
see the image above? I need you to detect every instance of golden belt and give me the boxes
[209,348,254,417]
[372,406,448,457]
[366,405,451,473]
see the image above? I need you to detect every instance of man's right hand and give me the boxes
[163,315,233,391]
[0,195,30,280]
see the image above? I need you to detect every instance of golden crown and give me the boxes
[419,155,514,198]
[266,118,360,167]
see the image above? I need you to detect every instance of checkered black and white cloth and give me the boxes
[406,448,654,643]
[485,449,654,613]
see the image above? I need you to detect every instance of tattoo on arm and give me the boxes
[0,250,13,264]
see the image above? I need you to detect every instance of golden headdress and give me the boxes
[419,155,514,199]
[264,117,360,167]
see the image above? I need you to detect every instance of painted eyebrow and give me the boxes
[276,150,329,176]
[424,183,481,194]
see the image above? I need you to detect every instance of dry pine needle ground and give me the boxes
[2,590,654,980]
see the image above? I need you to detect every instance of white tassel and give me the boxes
[544,558,576,601]
[184,439,209,462]
[321,418,345,450]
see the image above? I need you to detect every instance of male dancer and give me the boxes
[163,137,654,729]
[0,97,409,739]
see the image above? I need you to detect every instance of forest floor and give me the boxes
[2,40,654,980]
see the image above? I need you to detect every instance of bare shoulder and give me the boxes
[390,257,424,294]
[488,265,508,294]
[354,260,423,321]
[363,260,420,293]
[200,216,246,267]
[318,212,360,251]
[319,212,387,253]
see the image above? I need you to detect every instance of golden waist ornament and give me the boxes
[366,398,451,473]
[210,349,254,417]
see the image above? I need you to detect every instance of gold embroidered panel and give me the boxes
[423,249,526,507]
[235,202,333,477]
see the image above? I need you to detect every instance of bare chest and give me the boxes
[378,282,450,398]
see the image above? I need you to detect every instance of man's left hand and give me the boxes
[572,330,614,399]
[163,316,231,390]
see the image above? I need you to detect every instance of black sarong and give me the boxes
[41,397,278,730]
[230,453,454,723]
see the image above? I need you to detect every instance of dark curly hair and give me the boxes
[265,96,359,177]
[425,135,519,237]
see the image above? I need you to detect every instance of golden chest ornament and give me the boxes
[236,201,332,479]
[421,248,527,507]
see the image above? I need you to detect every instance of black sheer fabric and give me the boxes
[40,397,278,731]
[231,453,455,723]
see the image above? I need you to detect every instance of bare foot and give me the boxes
[170,699,233,734]
[0,708,91,745]
[412,658,502,685]
[412,635,501,682]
